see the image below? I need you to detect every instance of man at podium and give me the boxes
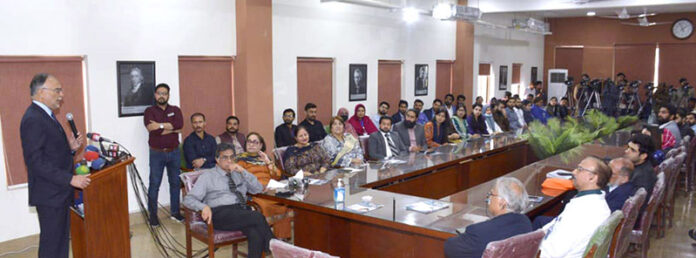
[20,73,90,258]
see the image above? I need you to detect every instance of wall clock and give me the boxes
[672,18,694,40]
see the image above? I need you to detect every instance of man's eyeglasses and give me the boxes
[41,87,63,94]
[575,165,596,174]
[218,155,235,161]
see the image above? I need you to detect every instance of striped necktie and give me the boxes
[385,132,399,156]
[226,172,247,204]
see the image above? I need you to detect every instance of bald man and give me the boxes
[605,158,636,212]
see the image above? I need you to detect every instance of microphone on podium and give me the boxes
[86,132,113,143]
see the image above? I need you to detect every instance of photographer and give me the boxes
[602,79,620,117]
[615,72,628,88]
[654,83,671,118]
[678,78,695,109]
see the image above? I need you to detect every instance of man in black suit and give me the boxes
[367,116,407,160]
[20,73,89,258]
[391,100,408,124]
[392,109,427,152]
[624,134,656,214]
[444,177,533,258]
[605,158,636,212]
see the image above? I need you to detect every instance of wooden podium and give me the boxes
[70,157,134,258]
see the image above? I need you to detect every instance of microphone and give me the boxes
[66,113,79,138]
[91,158,107,170]
[85,145,100,153]
[86,132,113,143]
[84,151,100,162]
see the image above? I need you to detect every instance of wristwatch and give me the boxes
[159,124,164,129]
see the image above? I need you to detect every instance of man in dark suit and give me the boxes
[20,73,89,258]
[368,116,407,160]
[624,134,656,214]
[444,177,533,258]
[391,100,408,124]
[392,109,427,152]
[606,158,636,212]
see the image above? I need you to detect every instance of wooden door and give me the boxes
[297,58,333,124]
[378,60,402,111]
[437,60,454,99]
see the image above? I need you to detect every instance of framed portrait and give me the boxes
[531,66,538,83]
[349,64,367,101]
[498,65,508,91]
[117,61,156,117]
[414,64,429,96]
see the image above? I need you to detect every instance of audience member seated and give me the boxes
[503,100,521,131]
[336,108,358,138]
[539,156,611,258]
[393,109,427,152]
[511,97,527,129]
[274,108,298,148]
[444,177,533,258]
[283,126,331,176]
[299,103,327,142]
[456,95,468,119]
[676,108,695,140]
[467,103,488,138]
[521,100,534,124]
[183,143,273,258]
[413,99,424,116]
[530,97,551,124]
[624,134,656,214]
[484,106,503,134]
[545,97,560,118]
[475,96,484,106]
[451,105,469,138]
[425,108,460,147]
[558,97,570,119]
[216,115,246,154]
[321,116,364,167]
[235,133,291,239]
[606,157,636,212]
[685,112,696,134]
[656,104,681,150]
[418,99,443,125]
[183,113,217,170]
[347,104,378,136]
[492,102,511,132]
[368,116,408,160]
[391,100,408,124]
[371,101,390,128]
[444,94,457,118]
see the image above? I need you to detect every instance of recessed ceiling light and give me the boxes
[587,11,596,16]
[402,7,420,23]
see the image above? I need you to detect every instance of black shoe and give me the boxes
[689,229,696,241]
[170,213,185,223]
[149,217,160,227]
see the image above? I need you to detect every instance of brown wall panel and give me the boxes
[0,56,86,186]
[614,44,656,89]
[297,58,333,124]
[378,60,402,111]
[436,60,454,100]
[478,63,490,76]
[453,0,474,99]
[512,63,522,84]
[554,47,584,83]
[178,56,234,138]
[659,43,696,87]
[582,47,614,80]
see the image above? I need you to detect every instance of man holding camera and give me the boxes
[678,78,694,109]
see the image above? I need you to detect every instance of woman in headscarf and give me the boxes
[347,104,378,136]
[424,108,460,147]
[336,107,358,138]
[322,116,364,167]
[467,103,489,138]
[283,126,332,176]
[451,104,469,138]
[235,132,291,239]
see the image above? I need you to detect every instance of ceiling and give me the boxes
[468,0,696,18]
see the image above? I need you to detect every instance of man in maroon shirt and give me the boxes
[143,83,185,226]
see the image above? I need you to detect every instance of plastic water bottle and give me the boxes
[334,178,345,203]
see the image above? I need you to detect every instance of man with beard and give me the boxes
[511,97,527,129]
[444,94,456,118]
[299,102,327,142]
[183,113,216,169]
[652,105,681,150]
[144,83,185,225]
[675,108,695,140]
[413,99,424,116]
[274,108,297,148]
[417,99,442,125]
[492,101,511,132]
[371,101,390,128]
[686,112,696,133]
[503,100,521,131]
[367,117,408,160]
[393,109,427,152]
[216,116,246,154]
[391,100,408,124]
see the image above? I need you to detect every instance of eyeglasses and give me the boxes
[248,140,260,145]
[41,87,63,94]
[485,192,500,203]
[218,155,235,161]
[575,165,596,174]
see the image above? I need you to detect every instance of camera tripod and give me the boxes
[578,86,602,117]
[617,87,643,116]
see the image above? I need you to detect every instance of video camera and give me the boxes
[629,80,642,89]
[589,79,602,91]
[564,77,574,87]
[644,82,655,91]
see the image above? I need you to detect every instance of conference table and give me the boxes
[257,129,632,257]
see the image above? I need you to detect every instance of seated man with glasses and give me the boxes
[444,177,533,258]
[183,143,273,258]
[539,156,611,258]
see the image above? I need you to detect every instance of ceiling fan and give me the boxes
[621,16,671,27]
[600,7,656,20]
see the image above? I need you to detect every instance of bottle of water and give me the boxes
[334,178,345,204]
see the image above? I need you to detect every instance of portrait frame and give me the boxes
[414,64,429,96]
[117,61,156,117]
[499,65,508,91]
[349,64,368,101]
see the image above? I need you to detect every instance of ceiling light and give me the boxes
[402,7,420,23]
[432,3,455,20]
[587,11,596,16]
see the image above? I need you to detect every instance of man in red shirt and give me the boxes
[143,83,184,226]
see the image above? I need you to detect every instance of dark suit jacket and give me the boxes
[392,121,427,150]
[367,131,408,160]
[444,212,533,258]
[391,112,405,124]
[606,182,635,212]
[20,103,74,208]
[630,162,656,212]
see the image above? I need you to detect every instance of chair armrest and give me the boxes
[248,200,263,214]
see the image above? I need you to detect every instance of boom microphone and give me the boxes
[66,113,79,138]
[86,132,113,143]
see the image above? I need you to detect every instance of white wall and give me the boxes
[473,13,545,100]
[272,0,457,125]
[0,0,236,242]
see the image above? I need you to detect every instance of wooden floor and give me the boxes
[2,191,696,257]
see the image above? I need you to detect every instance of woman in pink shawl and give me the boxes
[347,104,378,136]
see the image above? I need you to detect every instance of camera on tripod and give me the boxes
[629,80,642,89]
[644,82,655,91]
[564,77,574,87]
[589,79,602,91]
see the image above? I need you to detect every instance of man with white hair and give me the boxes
[444,177,533,258]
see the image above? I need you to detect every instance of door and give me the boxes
[297,57,333,124]
[378,60,402,111]
[436,60,454,99]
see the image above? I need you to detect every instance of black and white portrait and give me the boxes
[499,65,508,91]
[349,64,367,101]
[117,61,155,117]
[415,64,428,96]
[531,67,538,83]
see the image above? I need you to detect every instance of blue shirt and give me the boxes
[530,105,551,124]
[183,131,217,169]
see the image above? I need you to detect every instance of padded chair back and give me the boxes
[583,210,624,258]
[611,188,647,258]
[481,229,545,258]
[273,146,289,173]
[358,135,370,159]
[666,148,679,160]
[636,172,666,234]
[666,153,686,203]
[269,239,338,258]
[180,170,206,224]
